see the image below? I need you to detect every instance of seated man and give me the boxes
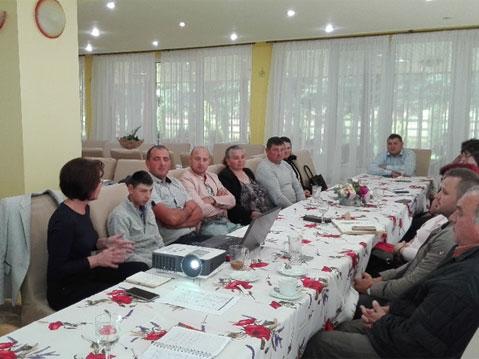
[107,171,164,267]
[180,146,240,236]
[145,145,205,245]
[368,133,416,177]
[256,136,306,208]
[304,186,479,359]
[354,168,479,311]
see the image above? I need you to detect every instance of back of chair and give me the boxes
[113,159,148,182]
[208,164,225,175]
[21,194,57,325]
[411,148,432,177]
[294,149,317,187]
[82,148,104,158]
[242,144,265,158]
[85,157,117,180]
[245,157,263,175]
[110,148,143,160]
[89,184,128,238]
[212,143,233,164]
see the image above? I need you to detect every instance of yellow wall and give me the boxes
[0,1,25,197]
[0,0,81,198]
[249,42,272,145]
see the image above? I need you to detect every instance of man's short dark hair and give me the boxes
[461,139,479,154]
[146,145,170,160]
[443,167,479,198]
[279,136,291,145]
[266,136,284,149]
[59,158,104,201]
[387,134,403,142]
[126,170,153,187]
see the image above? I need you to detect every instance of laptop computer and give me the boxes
[198,207,281,250]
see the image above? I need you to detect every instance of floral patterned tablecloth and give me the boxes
[0,175,431,359]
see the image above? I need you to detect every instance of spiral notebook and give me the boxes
[140,326,231,359]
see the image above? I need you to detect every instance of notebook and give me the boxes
[199,207,281,250]
[125,271,172,288]
[141,326,231,359]
[332,219,384,235]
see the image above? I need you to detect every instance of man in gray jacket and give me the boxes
[354,168,479,307]
[256,137,305,208]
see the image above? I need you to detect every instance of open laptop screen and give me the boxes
[242,207,281,250]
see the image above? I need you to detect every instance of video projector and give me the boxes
[152,244,225,276]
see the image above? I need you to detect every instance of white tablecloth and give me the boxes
[0,175,431,359]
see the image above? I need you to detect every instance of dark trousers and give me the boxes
[48,261,148,310]
[303,320,380,359]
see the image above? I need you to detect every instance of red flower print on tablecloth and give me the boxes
[107,289,133,305]
[85,353,115,359]
[304,223,317,228]
[359,241,368,249]
[250,261,269,269]
[0,339,58,358]
[224,280,253,291]
[301,277,325,293]
[323,319,335,331]
[131,321,168,342]
[340,250,358,270]
[321,266,332,272]
[270,301,282,309]
[301,239,312,244]
[388,215,397,227]
[230,316,283,352]
[380,232,388,242]
[48,321,63,330]
[318,233,341,238]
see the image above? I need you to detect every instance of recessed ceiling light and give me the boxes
[152,40,159,47]
[230,32,238,41]
[106,1,115,9]
[324,23,334,33]
[179,21,186,28]
[91,27,100,37]
[85,44,93,52]
[287,9,296,17]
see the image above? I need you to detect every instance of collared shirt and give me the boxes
[149,172,194,243]
[368,148,416,177]
[180,168,235,219]
[255,158,306,208]
[107,198,164,267]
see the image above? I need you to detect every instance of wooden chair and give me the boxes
[411,148,432,176]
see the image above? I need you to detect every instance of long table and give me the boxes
[0,175,431,359]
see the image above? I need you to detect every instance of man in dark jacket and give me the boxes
[303,186,479,358]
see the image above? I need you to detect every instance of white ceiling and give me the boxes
[78,0,479,55]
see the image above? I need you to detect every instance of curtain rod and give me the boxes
[79,25,479,57]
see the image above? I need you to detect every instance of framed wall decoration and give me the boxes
[35,0,66,39]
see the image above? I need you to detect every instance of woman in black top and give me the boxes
[218,145,273,225]
[280,136,311,197]
[47,158,148,310]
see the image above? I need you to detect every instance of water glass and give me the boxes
[229,245,249,270]
[317,198,329,222]
[95,311,120,353]
[288,234,302,265]
[312,185,322,204]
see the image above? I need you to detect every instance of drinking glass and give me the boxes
[229,245,249,270]
[312,185,322,205]
[373,188,384,207]
[317,198,330,223]
[288,234,302,265]
[95,311,120,355]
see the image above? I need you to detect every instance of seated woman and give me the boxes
[47,158,148,310]
[218,145,273,225]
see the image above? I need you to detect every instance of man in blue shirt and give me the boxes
[368,134,416,177]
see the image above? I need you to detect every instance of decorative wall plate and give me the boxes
[0,11,6,30]
[35,0,66,38]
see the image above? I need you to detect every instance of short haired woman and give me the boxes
[218,146,273,225]
[47,158,148,310]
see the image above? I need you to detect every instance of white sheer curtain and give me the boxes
[157,45,251,146]
[79,56,86,139]
[92,53,156,143]
[267,29,479,183]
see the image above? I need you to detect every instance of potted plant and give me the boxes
[118,126,144,149]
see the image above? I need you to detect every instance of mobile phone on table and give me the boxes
[125,287,159,301]
[303,215,331,223]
